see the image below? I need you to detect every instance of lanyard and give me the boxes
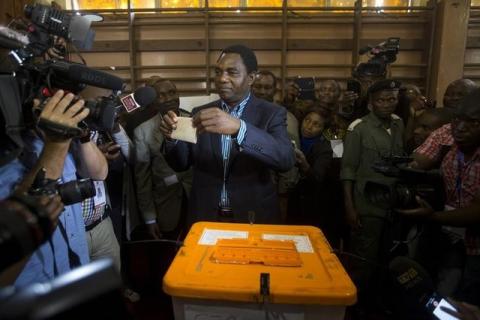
[455,150,474,208]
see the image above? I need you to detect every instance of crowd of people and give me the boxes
[1,38,480,319]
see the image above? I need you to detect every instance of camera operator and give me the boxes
[412,79,478,170]
[340,79,404,316]
[400,88,480,306]
[0,90,93,287]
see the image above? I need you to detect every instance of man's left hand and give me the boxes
[396,196,434,218]
[193,107,241,135]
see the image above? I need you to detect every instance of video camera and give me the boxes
[364,156,446,211]
[354,37,400,78]
[0,4,157,164]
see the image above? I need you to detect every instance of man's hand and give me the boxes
[193,107,241,135]
[338,91,359,108]
[396,196,434,218]
[44,36,66,60]
[98,141,121,161]
[295,149,310,173]
[146,223,162,240]
[346,206,362,231]
[285,82,300,103]
[160,110,178,139]
[37,90,89,135]
[442,299,480,320]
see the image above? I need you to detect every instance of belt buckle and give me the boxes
[217,206,233,220]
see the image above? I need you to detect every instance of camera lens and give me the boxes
[56,179,96,205]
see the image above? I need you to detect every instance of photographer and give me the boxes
[0,90,92,287]
[400,89,480,306]
[340,79,404,315]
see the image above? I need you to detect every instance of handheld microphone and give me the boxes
[120,85,157,113]
[389,256,434,306]
[84,86,157,131]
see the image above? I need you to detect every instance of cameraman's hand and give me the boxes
[160,110,178,139]
[396,196,434,217]
[37,90,89,135]
[346,207,362,231]
[45,36,66,60]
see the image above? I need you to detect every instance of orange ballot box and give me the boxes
[163,222,356,320]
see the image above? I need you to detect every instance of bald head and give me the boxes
[443,79,478,109]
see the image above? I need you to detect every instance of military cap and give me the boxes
[367,79,401,96]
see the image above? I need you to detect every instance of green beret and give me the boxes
[368,79,401,96]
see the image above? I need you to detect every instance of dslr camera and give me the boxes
[29,169,96,206]
[364,156,446,211]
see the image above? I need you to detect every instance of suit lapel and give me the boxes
[208,101,224,168]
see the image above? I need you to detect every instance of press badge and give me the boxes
[93,180,107,211]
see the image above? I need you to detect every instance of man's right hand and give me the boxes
[345,206,362,231]
[339,91,359,107]
[159,110,178,139]
[37,90,89,141]
[146,223,162,239]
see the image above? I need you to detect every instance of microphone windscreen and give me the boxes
[133,86,157,107]
[67,64,123,91]
[389,256,434,306]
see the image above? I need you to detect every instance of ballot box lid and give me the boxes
[163,222,356,305]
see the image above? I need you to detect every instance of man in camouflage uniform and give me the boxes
[341,79,404,313]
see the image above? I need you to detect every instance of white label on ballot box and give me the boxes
[262,234,314,253]
[198,228,249,245]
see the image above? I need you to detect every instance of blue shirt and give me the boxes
[0,136,89,288]
[219,93,249,208]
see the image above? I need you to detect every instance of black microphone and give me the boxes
[134,85,157,106]
[50,60,124,91]
[389,256,434,309]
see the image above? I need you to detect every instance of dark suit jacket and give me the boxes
[164,95,295,224]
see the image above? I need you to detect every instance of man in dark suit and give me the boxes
[160,45,295,225]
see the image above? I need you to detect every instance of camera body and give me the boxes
[364,156,446,211]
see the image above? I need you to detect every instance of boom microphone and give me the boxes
[0,26,29,50]
[50,60,124,91]
[120,85,157,113]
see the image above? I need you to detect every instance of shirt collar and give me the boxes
[367,111,397,128]
[221,92,251,113]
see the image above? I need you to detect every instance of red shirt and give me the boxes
[415,124,454,160]
[441,144,480,255]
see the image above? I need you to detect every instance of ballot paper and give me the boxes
[171,117,197,144]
